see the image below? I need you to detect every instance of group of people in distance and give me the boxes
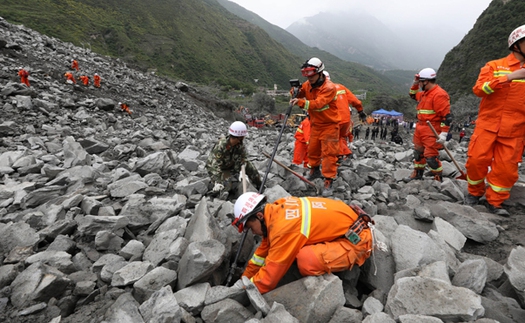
[63,59,101,87]
[18,59,102,88]
[204,24,525,296]
[17,59,136,116]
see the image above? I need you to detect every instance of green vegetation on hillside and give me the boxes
[439,0,525,100]
[0,0,304,91]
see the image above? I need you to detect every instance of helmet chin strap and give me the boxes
[311,73,325,88]
[259,217,268,238]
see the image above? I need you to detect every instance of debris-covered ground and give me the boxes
[1,17,525,323]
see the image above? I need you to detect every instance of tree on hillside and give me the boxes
[251,93,276,114]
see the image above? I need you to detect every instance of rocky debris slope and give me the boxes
[1,16,525,323]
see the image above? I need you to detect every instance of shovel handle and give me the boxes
[425,121,467,178]
[262,151,320,195]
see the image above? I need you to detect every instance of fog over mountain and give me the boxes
[286,9,464,70]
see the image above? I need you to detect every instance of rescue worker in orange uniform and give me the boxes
[118,102,132,115]
[79,75,89,86]
[93,73,101,88]
[323,71,367,164]
[18,68,30,87]
[64,72,76,84]
[404,68,451,183]
[292,114,311,169]
[71,59,79,71]
[231,192,373,294]
[290,57,340,197]
[464,25,525,216]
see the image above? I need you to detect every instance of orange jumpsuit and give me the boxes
[409,83,450,175]
[93,74,101,88]
[18,69,30,87]
[292,117,311,167]
[334,83,363,156]
[242,196,372,294]
[120,103,132,115]
[295,79,340,179]
[71,60,79,71]
[79,75,89,86]
[64,72,76,84]
[466,53,525,207]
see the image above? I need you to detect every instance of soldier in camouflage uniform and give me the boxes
[206,121,262,199]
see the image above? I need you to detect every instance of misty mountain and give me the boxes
[285,10,463,71]
[0,0,402,95]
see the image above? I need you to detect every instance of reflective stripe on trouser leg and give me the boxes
[307,127,322,168]
[465,130,496,197]
[485,136,523,207]
[320,125,340,179]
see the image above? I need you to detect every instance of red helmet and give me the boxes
[301,57,324,77]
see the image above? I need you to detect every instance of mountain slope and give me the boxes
[0,0,303,90]
[217,0,404,94]
[438,0,525,100]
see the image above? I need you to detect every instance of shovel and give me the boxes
[262,151,320,195]
[426,121,467,180]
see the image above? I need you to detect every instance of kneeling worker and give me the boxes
[232,192,373,294]
[206,121,262,199]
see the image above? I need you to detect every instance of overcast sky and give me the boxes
[228,0,493,33]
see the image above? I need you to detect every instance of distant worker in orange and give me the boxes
[64,72,76,84]
[404,68,451,183]
[79,75,89,86]
[290,57,340,197]
[292,114,310,169]
[18,68,30,87]
[119,102,132,115]
[71,59,79,71]
[93,73,101,88]
[323,71,367,164]
[464,25,525,217]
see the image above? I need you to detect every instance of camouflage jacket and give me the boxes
[206,135,261,186]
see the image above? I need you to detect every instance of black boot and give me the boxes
[403,169,423,183]
[306,166,322,180]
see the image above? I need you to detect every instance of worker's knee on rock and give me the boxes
[296,246,325,276]
[427,156,440,169]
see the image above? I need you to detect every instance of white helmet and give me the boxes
[418,68,437,80]
[232,192,266,232]
[323,71,330,80]
[508,25,525,49]
[301,57,324,77]
[229,121,248,137]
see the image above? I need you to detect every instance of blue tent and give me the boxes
[371,109,391,115]
[389,110,403,116]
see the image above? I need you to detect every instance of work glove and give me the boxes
[358,111,367,122]
[437,132,448,144]
[212,182,224,192]
[232,279,245,289]
[414,74,420,82]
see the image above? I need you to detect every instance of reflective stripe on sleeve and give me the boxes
[249,254,265,267]
[482,82,494,95]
